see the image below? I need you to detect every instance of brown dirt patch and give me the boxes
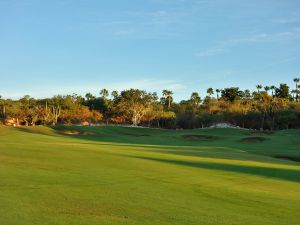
[182,135,218,141]
[119,132,150,137]
[240,137,268,143]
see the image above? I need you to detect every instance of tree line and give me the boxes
[1,78,300,130]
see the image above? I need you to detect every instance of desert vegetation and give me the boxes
[1,78,300,130]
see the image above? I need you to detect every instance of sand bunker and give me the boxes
[182,135,218,141]
[118,132,150,137]
[240,137,268,143]
[62,131,96,136]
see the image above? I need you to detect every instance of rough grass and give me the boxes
[0,126,299,225]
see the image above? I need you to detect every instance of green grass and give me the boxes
[0,125,299,225]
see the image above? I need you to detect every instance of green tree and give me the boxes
[264,86,270,93]
[111,90,119,99]
[270,85,276,97]
[207,88,214,97]
[190,92,201,106]
[293,78,300,102]
[221,87,243,102]
[115,89,152,126]
[85,93,96,101]
[216,89,221,100]
[0,96,6,121]
[256,84,262,93]
[243,89,251,99]
[100,89,109,100]
[275,84,290,99]
[162,90,173,109]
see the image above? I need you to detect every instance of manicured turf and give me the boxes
[0,125,299,225]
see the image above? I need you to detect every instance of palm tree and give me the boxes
[162,90,173,109]
[111,90,119,99]
[270,85,276,97]
[100,89,109,100]
[207,88,214,97]
[293,78,300,88]
[291,89,297,101]
[190,92,201,106]
[293,78,300,102]
[256,84,262,93]
[297,88,300,102]
[264,86,270,94]
[216,89,221,100]
[151,92,158,102]
[243,89,251,99]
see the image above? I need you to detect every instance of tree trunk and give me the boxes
[261,112,265,130]
[2,106,6,118]
[132,114,137,126]
[52,105,61,125]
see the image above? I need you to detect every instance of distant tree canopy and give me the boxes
[221,87,243,102]
[1,78,300,130]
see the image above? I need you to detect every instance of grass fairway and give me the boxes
[0,126,299,225]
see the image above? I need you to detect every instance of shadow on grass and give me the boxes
[131,155,300,183]
[53,127,226,147]
[15,126,300,165]
[15,127,61,137]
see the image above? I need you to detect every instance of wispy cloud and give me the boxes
[195,28,300,58]
[3,79,186,99]
[194,48,225,57]
[68,0,213,40]
[113,28,136,36]
[272,12,300,24]
[243,54,300,74]
[75,8,191,39]
[273,18,299,24]
[107,8,193,39]
[100,21,131,26]
[137,10,189,26]
[102,79,186,92]
[226,30,300,44]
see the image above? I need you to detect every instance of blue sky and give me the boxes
[0,0,300,100]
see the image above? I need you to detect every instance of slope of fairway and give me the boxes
[0,126,299,225]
